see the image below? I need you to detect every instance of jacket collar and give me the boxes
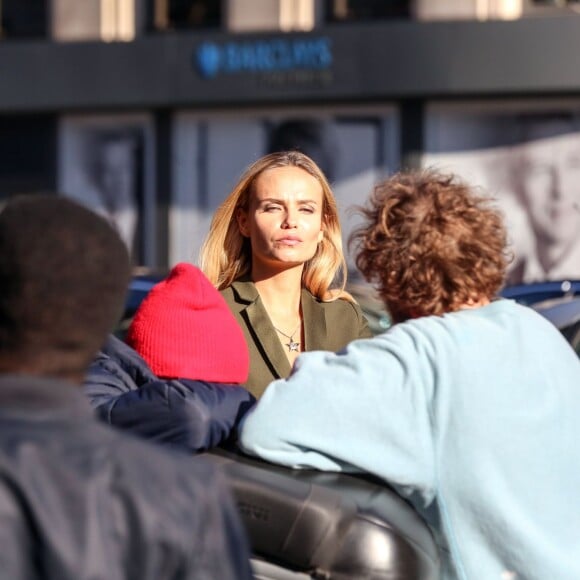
[0,374,93,419]
[230,278,260,304]
[230,280,329,378]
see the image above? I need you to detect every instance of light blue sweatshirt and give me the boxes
[239,300,580,580]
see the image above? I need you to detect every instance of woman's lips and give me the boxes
[277,236,302,246]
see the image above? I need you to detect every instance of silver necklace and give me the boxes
[273,322,301,352]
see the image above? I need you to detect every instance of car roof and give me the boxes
[500,279,580,306]
[533,296,580,330]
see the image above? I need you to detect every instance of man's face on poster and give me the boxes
[517,120,580,266]
[97,138,137,211]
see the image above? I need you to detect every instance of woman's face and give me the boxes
[237,166,325,275]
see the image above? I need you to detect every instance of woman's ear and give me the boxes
[236,207,250,238]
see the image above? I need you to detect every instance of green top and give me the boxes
[221,280,372,398]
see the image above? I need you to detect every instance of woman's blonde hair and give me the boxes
[199,151,349,301]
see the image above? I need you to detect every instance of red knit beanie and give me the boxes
[126,263,249,383]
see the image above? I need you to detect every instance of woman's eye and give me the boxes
[264,205,282,212]
[300,207,315,214]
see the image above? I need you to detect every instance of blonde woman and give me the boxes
[200,151,371,398]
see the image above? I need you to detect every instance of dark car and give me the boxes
[205,447,440,580]
[500,279,580,306]
[115,274,579,578]
[115,271,164,340]
[501,280,580,356]
[533,296,580,356]
[117,272,394,338]
[116,272,441,579]
[349,278,580,355]
[118,275,580,356]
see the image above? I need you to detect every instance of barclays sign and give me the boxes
[195,37,333,79]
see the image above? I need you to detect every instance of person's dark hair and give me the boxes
[0,194,131,379]
[350,169,510,323]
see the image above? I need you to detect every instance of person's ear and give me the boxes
[236,207,250,238]
[317,218,325,244]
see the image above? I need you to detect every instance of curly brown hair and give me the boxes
[350,169,510,323]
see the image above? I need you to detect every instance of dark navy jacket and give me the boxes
[0,375,253,580]
[84,335,256,453]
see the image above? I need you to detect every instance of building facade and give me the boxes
[2,0,580,283]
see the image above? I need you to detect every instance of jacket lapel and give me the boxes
[301,289,328,351]
[231,280,292,379]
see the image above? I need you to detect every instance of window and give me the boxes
[324,0,410,22]
[0,0,48,39]
[0,115,55,196]
[148,0,222,31]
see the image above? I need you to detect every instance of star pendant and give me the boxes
[287,340,300,352]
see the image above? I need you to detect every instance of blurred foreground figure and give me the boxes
[240,170,580,580]
[0,195,252,580]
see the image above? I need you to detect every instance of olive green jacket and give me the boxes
[221,280,372,399]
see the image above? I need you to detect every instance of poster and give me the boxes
[424,103,580,285]
[58,114,156,266]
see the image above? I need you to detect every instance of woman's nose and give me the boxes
[282,210,298,228]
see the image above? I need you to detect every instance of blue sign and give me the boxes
[195,37,333,79]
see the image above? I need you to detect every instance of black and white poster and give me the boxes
[423,103,580,285]
[58,114,156,266]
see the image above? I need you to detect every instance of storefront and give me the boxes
[2,15,580,281]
